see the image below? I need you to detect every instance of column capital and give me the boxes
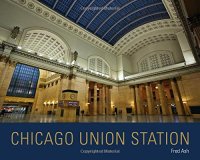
[145,82,151,86]
[2,41,16,57]
[171,77,181,82]
[176,76,182,81]
[108,85,112,89]
[94,83,97,87]
[0,55,9,63]
[68,74,76,80]
[135,84,140,88]
[129,85,134,88]
[9,60,17,67]
[86,79,90,84]
[157,80,163,85]
[60,74,68,79]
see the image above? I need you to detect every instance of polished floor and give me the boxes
[0,113,200,123]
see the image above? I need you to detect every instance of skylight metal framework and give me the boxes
[39,0,170,45]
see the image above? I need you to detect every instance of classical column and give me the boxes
[157,81,170,115]
[99,86,103,115]
[107,86,112,115]
[31,83,45,114]
[93,83,97,115]
[0,58,10,89]
[85,80,89,114]
[135,84,142,114]
[105,86,110,115]
[171,78,185,115]
[0,61,16,108]
[102,85,106,115]
[130,86,136,114]
[145,83,155,115]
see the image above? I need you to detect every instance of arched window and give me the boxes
[138,51,174,72]
[88,56,110,76]
[19,29,70,63]
[7,64,39,98]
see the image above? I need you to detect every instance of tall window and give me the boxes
[88,56,110,76]
[138,51,174,72]
[7,64,39,98]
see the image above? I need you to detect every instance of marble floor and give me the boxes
[0,113,200,123]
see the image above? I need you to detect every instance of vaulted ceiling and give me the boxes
[38,0,170,45]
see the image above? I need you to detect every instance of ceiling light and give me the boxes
[17,46,22,49]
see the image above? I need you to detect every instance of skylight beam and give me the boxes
[108,11,167,43]
[52,0,59,9]
[65,0,78,17]
[86,0,115,29]
[102,2,163,39]
[94,0,138,34]
[76,0,96,23]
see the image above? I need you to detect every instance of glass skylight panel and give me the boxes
[39,0,170,45]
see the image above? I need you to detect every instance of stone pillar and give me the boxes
[99,86,103,115]
[105,86,108,115]
[93,83,97,115]
[107,86,112,115]
[130,86,136,114]
[38,88,45,114]
[85,80,89,114]
[145,83,155,115]
[135,85,142,114]
[157,81,170,115]
[171,78,185,115]
[102,85,106,115]
[0,57,10,89]
[0,61,16,108]
[31,83,45,114]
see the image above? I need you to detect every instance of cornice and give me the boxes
[119,63,200,86]
[1,41,200,87]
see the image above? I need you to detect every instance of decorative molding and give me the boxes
[9,0,183,56]
[113,20,182,55]
[19,28,71,63]
[120,63,200,86]
[123,33,177,55]
[10,0,114,53]
[162,0,180,20]
[1,42,199,87]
